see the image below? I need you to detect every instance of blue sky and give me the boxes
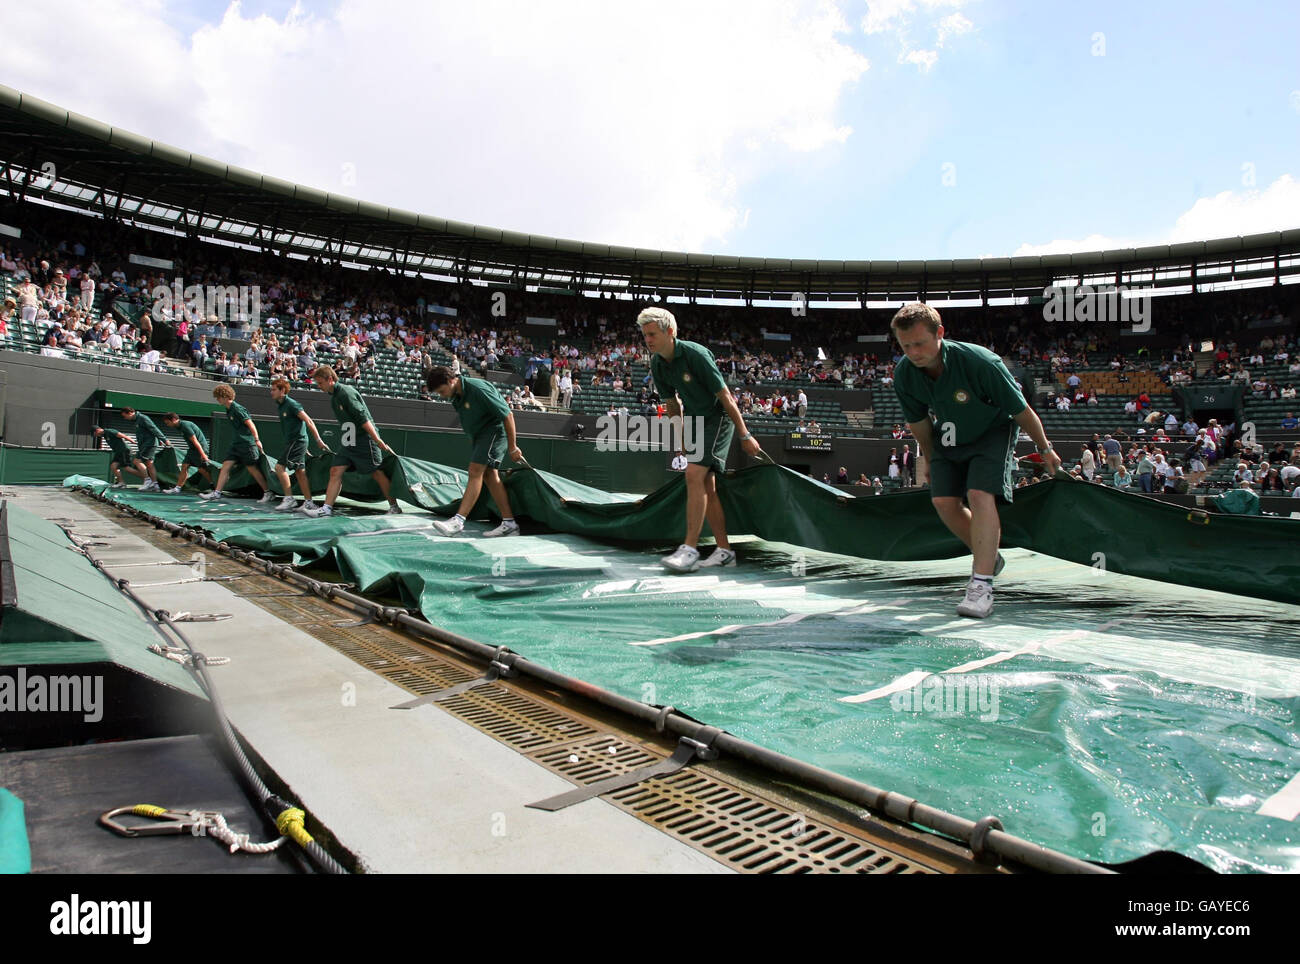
[3,0,1298,259]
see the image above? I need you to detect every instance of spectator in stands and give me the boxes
[137,342,161,372]
[1113,463,1133,488]
[1258,467,1285,493]
[16,278,38,322]
[1100,434,1121,473]
[1280,459,1300,489]
[40,331,65,358]
[855,473,869,486]
[1232,462,1254,487]
[1080,445,1096,481]
[901,444,914,485]
[1135,449,1155,493]
[872,477,884,495]
[1282,412,1298,430]
[1155,454,1176,492]
[1055,394,1070,412]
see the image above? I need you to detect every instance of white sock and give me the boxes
[973,574,994,584]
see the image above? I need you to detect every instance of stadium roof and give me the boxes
[2,84,1298,304]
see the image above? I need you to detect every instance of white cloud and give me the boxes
[0,0,870,252]
[936,12,973,46]
[898,49,938,72]
[861,0,973,70]
[1012,174,1300,256]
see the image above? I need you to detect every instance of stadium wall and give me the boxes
[0,352,915,490]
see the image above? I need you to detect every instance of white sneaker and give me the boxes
[698,547,736,568]
[387,504,404,515]
[302,504,333,518]
[199,490,223,501]
[110,482,125,489]
[483,519,519,538]
[956,579,994,619]
[661,544,701,573]
[432,516,465,536]
[297,500,318,514]
[275,496,298,511]
[258,491,277,504]
[139,480,155,491]
[162,485,182,495]
[972,552,1006,578]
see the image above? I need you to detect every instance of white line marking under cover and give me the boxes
[1258,771,1300,821]
[627,599,915,647]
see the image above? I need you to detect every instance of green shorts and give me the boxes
[687,414,734,473]
[183,449,213,470]
[224,442,261,467]
[137,438,160,462]
[280,438,308,472]
[929,421,1018,504]
[331,439,383,473]
[469,428,508,470]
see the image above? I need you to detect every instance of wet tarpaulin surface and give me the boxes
[65,462,1300,871]
[99,453,1300,605]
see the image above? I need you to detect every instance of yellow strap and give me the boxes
[275,807,314,846]
[132,804,168,818]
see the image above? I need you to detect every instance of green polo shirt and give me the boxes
[277,395,307,444]
[132,413,167,445]
[330,383,373,437]
[103,430,131,462]
[650,339,727,417]
[226,401,257,444]
[893,340,1027,446]
[452,375,510,439]
[176,419,207,454]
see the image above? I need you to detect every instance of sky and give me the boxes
[1,0,1298,260]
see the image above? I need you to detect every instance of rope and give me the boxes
[206,812,290,855]
[148,643,230,667]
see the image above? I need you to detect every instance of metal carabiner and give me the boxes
[99,805,221,838]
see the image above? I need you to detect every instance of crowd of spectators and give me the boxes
[2,204,1299,494]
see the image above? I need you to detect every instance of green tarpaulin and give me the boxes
[89,453,1300,605]
[62,469,1300,871]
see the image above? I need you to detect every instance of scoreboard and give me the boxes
[785,431,833,452]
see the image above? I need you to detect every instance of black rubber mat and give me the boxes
[4,734,302,874]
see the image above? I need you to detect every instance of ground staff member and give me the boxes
[891,303,1060,618]
[426,365,523,537]
[639,306,761,573]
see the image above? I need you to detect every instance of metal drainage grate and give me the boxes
[304,624,479,695]
[437,687,597,750]
[526,735,926,874]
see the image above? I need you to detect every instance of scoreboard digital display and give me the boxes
[785,431,833,452]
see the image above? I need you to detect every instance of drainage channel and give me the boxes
[76,489,1110,874]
